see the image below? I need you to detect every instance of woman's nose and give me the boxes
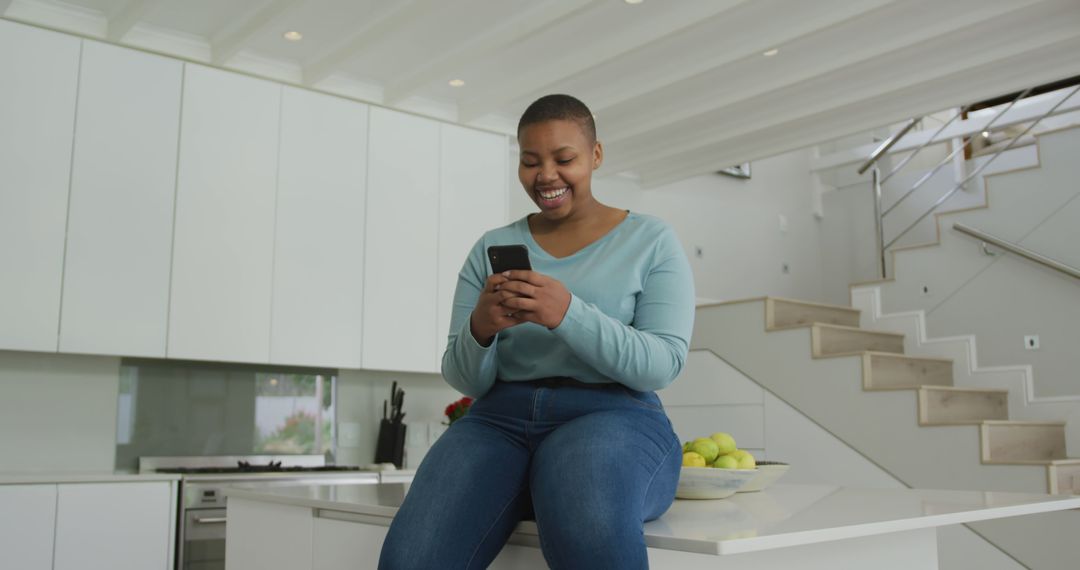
[537,165,558,182]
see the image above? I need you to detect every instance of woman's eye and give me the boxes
[521,161,538,168]
[556,158,574,165]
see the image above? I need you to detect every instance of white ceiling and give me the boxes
[4,0,1080,187]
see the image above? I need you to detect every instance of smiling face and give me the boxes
[518,119,603,223]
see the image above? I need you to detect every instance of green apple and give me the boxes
[682,452,706,468]
[709,432,737,455]
[712,455,739,469]
[689,437,720,463]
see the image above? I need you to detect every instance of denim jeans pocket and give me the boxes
[617,385,664,411]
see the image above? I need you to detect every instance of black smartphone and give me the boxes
[487,245,532,274]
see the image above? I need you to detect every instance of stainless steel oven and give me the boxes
[141,455,380,570]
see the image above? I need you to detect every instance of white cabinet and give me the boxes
[168,64,281,363]
[270,87,368,368]
[53,482,174,570]
[59,40,182,358]
[362,108,441,373]
[225,497,314,570]
[0,485,57,570]
[0,21,81,352]
[437,125,509,365]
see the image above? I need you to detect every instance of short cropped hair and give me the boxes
[517,94,597,143]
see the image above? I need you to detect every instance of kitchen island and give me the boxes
[224,482,1080,569]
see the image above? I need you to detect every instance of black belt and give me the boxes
[520,377,615,389]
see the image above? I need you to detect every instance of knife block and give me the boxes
[374,419,406,468]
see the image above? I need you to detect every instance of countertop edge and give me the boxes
[0,472,182,485]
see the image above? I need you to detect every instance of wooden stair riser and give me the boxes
[766,298,860,330]
[863,353,953,390]
[1048,462,1080,495]
[918,388,1008,425]
[812,325,904,357]
[980,423,1066,464]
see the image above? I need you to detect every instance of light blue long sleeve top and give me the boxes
[441,212,695,398]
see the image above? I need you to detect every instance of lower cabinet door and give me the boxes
[53,482,174,570]
[0,484,57,570]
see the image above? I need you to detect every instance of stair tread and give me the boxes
[981,420,1066,426]
[865,351,953,363]
[917,386,1008,394]
[813,323,905,337]
[767,296,860,313]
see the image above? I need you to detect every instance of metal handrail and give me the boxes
[857,118,920,175]
[884,84,1080,250]
[953,223,1080,280]
[883,88,1032,218]
[880,105,970,184]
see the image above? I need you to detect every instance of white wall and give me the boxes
[0,350,120,472]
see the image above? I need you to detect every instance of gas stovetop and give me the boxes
[157,461,365,475]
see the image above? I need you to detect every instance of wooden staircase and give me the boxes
[747,296,1078,495]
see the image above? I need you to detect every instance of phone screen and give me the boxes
[487,245,532,274]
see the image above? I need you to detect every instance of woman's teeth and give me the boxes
[539,187,568,200]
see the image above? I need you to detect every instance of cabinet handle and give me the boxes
[193,516,227,524]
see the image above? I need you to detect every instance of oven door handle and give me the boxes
[193,516,228,524]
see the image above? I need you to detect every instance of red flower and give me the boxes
[444,396,475,424]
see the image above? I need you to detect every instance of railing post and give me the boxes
[872,166,886,279]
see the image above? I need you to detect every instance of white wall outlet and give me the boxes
[338,422,362,447]
[1024,335,1040,350]
[778,214,789,233]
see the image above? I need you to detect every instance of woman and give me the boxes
[379,94,695,569]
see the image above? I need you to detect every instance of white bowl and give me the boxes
[737,463,790,493]
[676,467,758,499]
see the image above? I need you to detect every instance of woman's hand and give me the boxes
[470,273,524,346]
[495,270,572,330]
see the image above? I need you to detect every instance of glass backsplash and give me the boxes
[115,358,337,471]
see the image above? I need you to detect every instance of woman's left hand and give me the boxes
[496,270,572,329]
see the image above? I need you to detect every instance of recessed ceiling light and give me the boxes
[763,48,779,57]
[981,131,991,138]
[449,79,466,87]
[624,0,644,4]
[283,31,303,41]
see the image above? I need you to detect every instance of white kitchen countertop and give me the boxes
[224,482,1080,556]
[0,472,182,485]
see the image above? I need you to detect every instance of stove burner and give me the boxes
[158,462,363,474]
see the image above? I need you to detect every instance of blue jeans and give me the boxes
[379,378,682,569]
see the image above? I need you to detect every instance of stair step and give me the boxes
[811,324,904,357]
[765,297,861,330]
[862,352,953,390]
[917,386,1008,425]
[1048,460,1080,495]
[980,421,1067,464]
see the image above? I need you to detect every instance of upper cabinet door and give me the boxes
[0,21,80,352]
[168,64,281,363]
[437,125,509,368]
[363,108,440,373]
[271,87,368,368]
[60,41,182,358]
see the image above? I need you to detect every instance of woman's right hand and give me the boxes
[470,274,524,346]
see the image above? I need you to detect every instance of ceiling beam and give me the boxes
[583,0,897,115]
[601,0,1045,147]
[106,0,149,42]
[382,0,599,105]
[302,0,439,87]
[635,36,1080,188]
[456,0,748,123]
[211,0,301,66]
[601,3,1080,174]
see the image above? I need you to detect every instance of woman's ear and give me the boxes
[593,140,604,170]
